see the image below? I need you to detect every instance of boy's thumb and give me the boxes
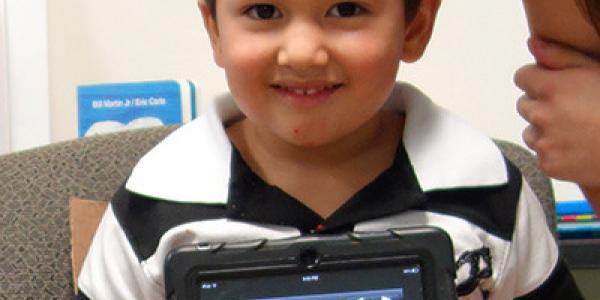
[528,37,600,70]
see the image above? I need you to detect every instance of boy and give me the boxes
[516,0,600,212]
[77,0,581,299]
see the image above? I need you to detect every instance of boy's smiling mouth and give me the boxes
[270,82,343,107]
[272,83,343,96]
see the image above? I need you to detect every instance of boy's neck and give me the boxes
[227,109,405,218]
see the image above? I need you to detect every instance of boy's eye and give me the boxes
[245,4,282,20]
[328,2,365,18]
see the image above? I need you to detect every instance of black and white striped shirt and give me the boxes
[77,83,581,300]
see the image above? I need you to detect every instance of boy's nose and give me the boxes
[277,25,329,71]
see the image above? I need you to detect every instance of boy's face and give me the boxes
[523,0,600,57]
[201,0,439,147]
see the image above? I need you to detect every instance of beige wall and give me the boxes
[46,0,583,201]
[4,0,50,153]
[0,0,9,154]
[47,0,227,142]
[402,1,531,145]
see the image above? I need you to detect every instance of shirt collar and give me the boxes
[394,83,508,192]
[125,82,508,203]
[125,94,237,203]
[225,143,426,233]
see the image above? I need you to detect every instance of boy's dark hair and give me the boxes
[581,0,600,36]
[204,0,422,23]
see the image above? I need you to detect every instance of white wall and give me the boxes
[45,0,583,201]
[403,1,530,145]
[47,0,226,143]
[0,0,10,154]
[3,0,50,153]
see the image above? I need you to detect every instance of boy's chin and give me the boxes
[281,133,348,150]
[283,136,325,149]
[276,132,328,149]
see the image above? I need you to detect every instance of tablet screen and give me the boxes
[197,263,424,300]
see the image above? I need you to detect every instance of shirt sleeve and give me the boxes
[77,203,164,300]
[514,258,584,300]
[492,179,582,299]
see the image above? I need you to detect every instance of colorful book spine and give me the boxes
[556,200,594,216]
[558,222,600,239]
[556,200,599,239]
[558,214,599,222]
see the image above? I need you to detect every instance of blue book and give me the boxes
[556,200,594,216]
[78,80,198,137]
[558,221,600,239]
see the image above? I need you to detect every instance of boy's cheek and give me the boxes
[337,43,402,80]
[219,58,264,81]
[219,38,276,68]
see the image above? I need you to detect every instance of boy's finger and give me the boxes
[529,37,600,70]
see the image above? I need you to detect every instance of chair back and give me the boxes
[494,139,556,235]
[0,129,555,298]
[0,126,177,298]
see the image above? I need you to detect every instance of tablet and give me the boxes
[164,226,457,300]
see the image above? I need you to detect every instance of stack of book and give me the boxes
[556,200,599,240]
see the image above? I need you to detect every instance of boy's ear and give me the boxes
[401,0,441,63]
[198,0,224,67]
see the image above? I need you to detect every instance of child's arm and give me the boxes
[514,38,600,212]
[494,180,582,299]
[77,202,163,299]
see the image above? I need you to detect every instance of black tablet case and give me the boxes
[165,226,457,300]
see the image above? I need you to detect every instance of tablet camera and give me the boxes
[298,248,321,269]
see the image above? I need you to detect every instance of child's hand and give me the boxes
[514,38,600,196]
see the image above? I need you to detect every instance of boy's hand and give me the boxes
[514,38,600,195]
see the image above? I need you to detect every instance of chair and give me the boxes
[0,126,178,298]
[494,139,556,234]
[0,127,554,298]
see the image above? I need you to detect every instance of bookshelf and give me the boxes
[556,200,600,299]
